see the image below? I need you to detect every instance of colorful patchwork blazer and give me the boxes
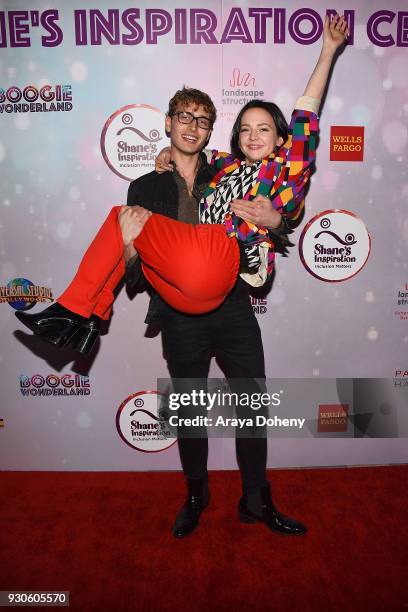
[201,98,319,286]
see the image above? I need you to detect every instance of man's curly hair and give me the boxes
[168,86,216,126]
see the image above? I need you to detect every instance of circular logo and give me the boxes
[299,209,371,282]
[100,104,164,181]
[7,278,35,311]
[116,391,176,453]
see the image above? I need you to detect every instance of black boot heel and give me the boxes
[69,326,100,355]
[34,321,83,348]
[238,511,257,524]
[238,486,307,535]
[172,478,210,538]
[15,303,101,354]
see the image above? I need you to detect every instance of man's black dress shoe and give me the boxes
[238,484,307,535]
[15,302,101,355]
[173,478,210,538]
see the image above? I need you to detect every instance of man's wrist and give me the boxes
[269,216,285,231]
[124,242,137,263]
[126,253,139,268]
[268,216,291,236]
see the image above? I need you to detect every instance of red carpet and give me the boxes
[1,466,407,611]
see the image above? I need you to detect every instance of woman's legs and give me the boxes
[57,206,125,320]
[22,206,240,325]
[14,206,125,352]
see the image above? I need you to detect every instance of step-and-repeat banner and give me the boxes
[1,0,407,470]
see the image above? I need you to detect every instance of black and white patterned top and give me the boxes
[200,161,262,269]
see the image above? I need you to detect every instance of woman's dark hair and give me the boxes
[230,100,289,160]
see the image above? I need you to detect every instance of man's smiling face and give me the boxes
[165,103,212,156]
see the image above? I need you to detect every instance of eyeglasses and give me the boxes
[172,110,211,130]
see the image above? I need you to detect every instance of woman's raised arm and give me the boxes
[302,14,349,102]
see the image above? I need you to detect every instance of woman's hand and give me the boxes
[118,206,152,261]
[155,147,174,173]
[323,14,349,54]
[230,195,282,229]
[302,13,349,100]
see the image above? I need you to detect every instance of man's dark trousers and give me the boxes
[161,283,269,494]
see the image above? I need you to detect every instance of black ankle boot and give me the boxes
[15,302,101,355]
[238,484,307,535]
[172,478,210,538]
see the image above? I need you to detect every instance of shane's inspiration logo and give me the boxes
[101,104,164,181]
[299,210,370,282]
[116,391,175,453]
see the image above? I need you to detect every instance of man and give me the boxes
[119,87,305,538]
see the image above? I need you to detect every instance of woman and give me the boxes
[15,15,349,357]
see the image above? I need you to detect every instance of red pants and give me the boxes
[58,206,240,318]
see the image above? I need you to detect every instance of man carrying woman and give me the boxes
[16,15,349,538]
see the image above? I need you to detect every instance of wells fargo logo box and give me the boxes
[318,404,349,432]
[330,126,364,162]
